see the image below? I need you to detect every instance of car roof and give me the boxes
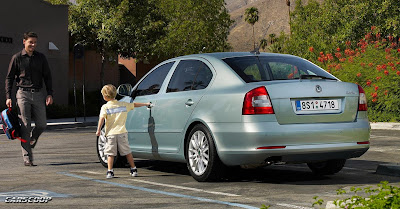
[175,52,298,60]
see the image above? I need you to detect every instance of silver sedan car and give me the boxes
[97,52,370,182]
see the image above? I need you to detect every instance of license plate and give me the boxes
[296,99,339,111]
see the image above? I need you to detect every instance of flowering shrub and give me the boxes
[308,27,400,122]
[312,181,400,208]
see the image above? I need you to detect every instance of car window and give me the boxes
[135,62,174,96]
[268,62,306,79]
[167,60,213,93]
[223,56,336,82]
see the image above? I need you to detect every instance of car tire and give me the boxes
[185,124,225,182]
[307,159,346,175]
[96,128,127,168]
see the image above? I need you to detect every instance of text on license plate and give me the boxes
[296,100,339,111]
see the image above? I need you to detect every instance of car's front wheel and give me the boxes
[307,159,346,175]
[96,128,127,168]
[186,124,225,182]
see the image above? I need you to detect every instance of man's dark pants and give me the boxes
[16,88,47,163]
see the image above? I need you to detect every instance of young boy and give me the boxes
[96,84,150,179]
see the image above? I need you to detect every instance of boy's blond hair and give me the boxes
[101,84,117,100]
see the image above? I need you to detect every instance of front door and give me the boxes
[126,62,175,154]
[152,59,214,154]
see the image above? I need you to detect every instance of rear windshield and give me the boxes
[222,56,336,83]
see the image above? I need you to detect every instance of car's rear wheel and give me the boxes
[186,124,225,182]
[96,128,127,168]
[307,159,346,175]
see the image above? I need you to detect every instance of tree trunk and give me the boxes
[252,25,255,50]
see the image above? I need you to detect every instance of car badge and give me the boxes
[315,85,322,93]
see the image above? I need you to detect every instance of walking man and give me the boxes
[5,32,53,166]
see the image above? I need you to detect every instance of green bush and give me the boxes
[308,27,400,122]
[313,181,400,208]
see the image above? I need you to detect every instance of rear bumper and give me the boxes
[207,119,370,166]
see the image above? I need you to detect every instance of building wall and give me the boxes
[0,0,69,108]
[69,51,120,93]
[118,56,159,85]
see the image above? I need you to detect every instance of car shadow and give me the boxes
[135,159,190,176]
[133,159,400,185]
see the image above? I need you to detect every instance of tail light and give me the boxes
[243,86,274,115]
[358,85,367,111]
[357,141,370,145]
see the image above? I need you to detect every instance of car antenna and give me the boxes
[199,46,206,54]
[250,48,260,55]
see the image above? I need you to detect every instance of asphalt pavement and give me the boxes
[1,117,400,177]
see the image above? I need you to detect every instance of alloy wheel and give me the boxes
[188,130,210,176]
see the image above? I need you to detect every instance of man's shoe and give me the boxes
[106,171,114,179]
[130,168,138,177]
[24,161,37,166]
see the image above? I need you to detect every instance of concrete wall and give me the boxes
[0,0,69,107]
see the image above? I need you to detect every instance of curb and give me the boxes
[45,121,98,130]
[0,117,98,132]
[370,122,400,130]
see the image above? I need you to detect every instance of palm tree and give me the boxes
[244,7,259,51]
[286,0,291,35]
[269,33,276,44]
[259,39,268,51]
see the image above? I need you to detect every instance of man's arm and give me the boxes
[42,54,53,106]
[42,54,53,97]
[5,55,17,108]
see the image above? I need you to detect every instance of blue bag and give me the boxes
[0,108,26,142]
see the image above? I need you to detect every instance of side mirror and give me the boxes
[117,84,133,96]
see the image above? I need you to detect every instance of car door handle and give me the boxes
[147,102,155,108]
[185,99,194,106]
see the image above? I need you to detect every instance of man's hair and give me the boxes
[23,32,38,40]
[101,84,117,100]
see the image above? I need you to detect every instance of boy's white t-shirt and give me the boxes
[100,100,135,136]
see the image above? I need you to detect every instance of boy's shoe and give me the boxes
[130,168,138,177]
[24,161,37,166]
[106,170,114,179]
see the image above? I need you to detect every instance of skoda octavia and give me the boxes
[97,52,370,182]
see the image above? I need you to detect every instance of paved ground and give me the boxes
[0,127,399,209]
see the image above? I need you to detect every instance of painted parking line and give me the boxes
[58,172,258,209]
[276,203,313,209]
[128,179,240,197]
[80,170,240,197]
